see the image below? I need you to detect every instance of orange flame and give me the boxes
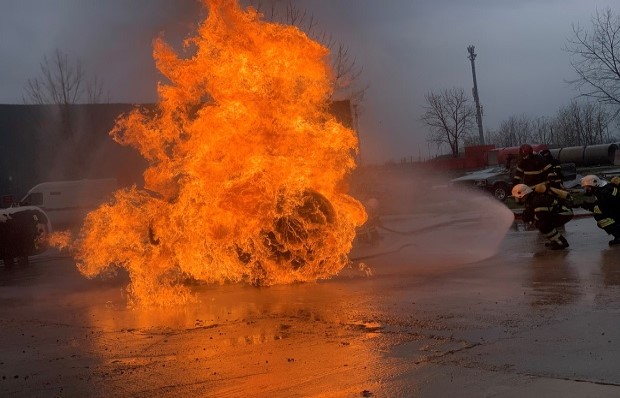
[71,0,366,305]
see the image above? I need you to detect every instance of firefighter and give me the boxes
[505,154,518,178]
[512,144,554,189]
[579,175,620,246]
[539,149,564,188]
[512,183,573,250]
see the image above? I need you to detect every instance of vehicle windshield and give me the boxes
[21,192,43,206]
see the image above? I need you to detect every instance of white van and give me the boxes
[20,179,118,229]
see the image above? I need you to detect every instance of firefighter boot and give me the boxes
[547,235,569,250]
[608,225,620,246]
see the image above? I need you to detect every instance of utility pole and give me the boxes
[467,45,484,145]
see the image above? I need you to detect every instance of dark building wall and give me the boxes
[0,101,355,200]
[0,104,147,199]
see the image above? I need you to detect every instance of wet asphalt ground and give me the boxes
[1,216,620,397]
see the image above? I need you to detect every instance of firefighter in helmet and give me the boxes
[512,144,554,189]
[539,149,564,188]
[580,175,620,246]
[512,183,573,250]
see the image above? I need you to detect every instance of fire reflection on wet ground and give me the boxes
[0,257,387,397]
[85,286,385,397]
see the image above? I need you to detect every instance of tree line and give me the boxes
[479,101,615,148]
[423,7,620,157]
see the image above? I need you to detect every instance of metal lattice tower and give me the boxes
[467,45,484,145]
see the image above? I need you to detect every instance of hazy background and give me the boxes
[1,0,618,164]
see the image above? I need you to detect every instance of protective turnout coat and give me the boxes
[513,153,553,188]
[521,184,573,246]
[582,183,620,235]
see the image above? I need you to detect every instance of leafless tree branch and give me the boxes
[565,8,620,109]
[245,0,367,103]
[485,101,614,148]
[420,88,475,157]
[23,48,108,106]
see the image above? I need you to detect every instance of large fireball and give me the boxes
[74,0,366,305]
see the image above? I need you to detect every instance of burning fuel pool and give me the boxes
[2,216,620,397]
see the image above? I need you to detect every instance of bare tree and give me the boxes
[554,102,579,145]
[530,116,554,145]
[487,105,612,148]
[247,0,367,103]
[565,8,620,113]
[86,75,109,104]
[24,49,110,148]
[24,49,109,140]
[24,49,107,106]
[24,49,83,106]
[552,100,612,146]
[487,114,532,148]
[463,134,482,147]
[421,88,475,157]
[23,49,109,176]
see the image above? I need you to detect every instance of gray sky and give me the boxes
[1,0,618,164]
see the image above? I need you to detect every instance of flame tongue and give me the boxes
[75,0,366,305]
